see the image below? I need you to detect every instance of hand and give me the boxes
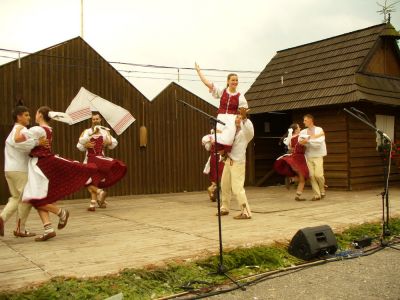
[103,138,112,146]
[299,139,308,145]
[38,137,50,148]
[85,141,95,149]
[89,127,100,136]
[195,62,200,73]
[239,107,250,119]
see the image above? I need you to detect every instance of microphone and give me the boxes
[377,129,392,142]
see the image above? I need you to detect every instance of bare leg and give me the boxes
[37,204,69,230]
[87,185,98,211]
[295,174,306,201]
[38,204,60,215]
[35,208,56,241]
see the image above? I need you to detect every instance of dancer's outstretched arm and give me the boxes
[195,62,213,90]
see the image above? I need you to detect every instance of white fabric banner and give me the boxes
[66,87,135,135]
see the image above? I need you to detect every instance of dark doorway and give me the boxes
[251,111,292,186]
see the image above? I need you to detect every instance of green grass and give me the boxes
[1,218,399,300]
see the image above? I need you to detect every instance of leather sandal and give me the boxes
[295,196,306,201]
[311,196,321,201]
[97,190,107,208]
[233,214,251,220]
[216,210,229,216]
[87,207,96,212]
[35,231,56,242]
[58,209,70,230]
[13,230,36,237]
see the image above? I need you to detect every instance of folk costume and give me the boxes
[77,126,127,190]
[220,118,254,219]
[210,85,248,153]
[0,125,39,237]
[273,135,309,180]
[300,126,327,200]
[22,126,97,207]
[202,131,224,201]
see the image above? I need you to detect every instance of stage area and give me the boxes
[1,186,399,291]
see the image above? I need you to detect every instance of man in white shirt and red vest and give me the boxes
[1,105,47,237]
[218,109,254,219]
[300,114,327,201]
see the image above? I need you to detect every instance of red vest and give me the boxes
[30,126,53,158]
[218,89,240,114]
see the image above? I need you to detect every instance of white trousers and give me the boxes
[306,157,325,197]
[1,171,32,229]
[221,159,252,217]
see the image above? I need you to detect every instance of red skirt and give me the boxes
[88,156,127,188]
[209,152,224,183]
[31,156,98,207]
[274,153,309,179]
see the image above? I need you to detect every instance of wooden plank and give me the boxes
[327,142,347,153]
[325,171,348,179]
[324,153,348,163]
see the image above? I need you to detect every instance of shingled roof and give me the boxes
[246,23,400,113]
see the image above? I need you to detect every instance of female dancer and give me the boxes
[274,124,311,201]
[77,122,127,211]
[17,106,97,241]
[195,63,249,155]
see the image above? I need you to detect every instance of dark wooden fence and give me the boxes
[0,38,217,203]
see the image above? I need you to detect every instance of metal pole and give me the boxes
[81,0,84,38]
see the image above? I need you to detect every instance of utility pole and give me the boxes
[81,0,84,38]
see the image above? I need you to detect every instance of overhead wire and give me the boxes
[0,48,259,84]
[0,47,261,74]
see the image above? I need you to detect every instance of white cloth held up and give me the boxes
[66,87,135,135]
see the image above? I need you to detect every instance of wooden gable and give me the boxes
[364,38,400,77]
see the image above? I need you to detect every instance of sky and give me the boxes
[0,0,399,104]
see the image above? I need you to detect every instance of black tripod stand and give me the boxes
[344,107,392,243]
[178,99,245,291]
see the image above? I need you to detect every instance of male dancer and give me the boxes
[77,112,127,211]
[218,109,254,219]
[300,114,327,201]
[1,105,47,237]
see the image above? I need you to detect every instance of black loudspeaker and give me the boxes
[288,225,338,260]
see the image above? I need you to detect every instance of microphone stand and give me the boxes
[178,99,245,290]
[344,108,392,243]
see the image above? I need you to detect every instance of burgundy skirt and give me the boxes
[31,155,98,207]
[274,153,309,179]
[209,152,224,183]
[88,155,127,188]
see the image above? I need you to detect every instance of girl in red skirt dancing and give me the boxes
[274,124,310,201]
[77,112,127,211]
[17,106,97,241]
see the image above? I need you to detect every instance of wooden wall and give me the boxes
[0,38,218,203]
[347,103,400,190]
[252,103,400,191]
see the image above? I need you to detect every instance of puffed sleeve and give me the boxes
[12,127,39,152]
[107,135,118,150]
[239,94,248,109]
[210,83,223,99]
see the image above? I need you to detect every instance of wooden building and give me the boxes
[0,38,216,203]
[245,23,400,190]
